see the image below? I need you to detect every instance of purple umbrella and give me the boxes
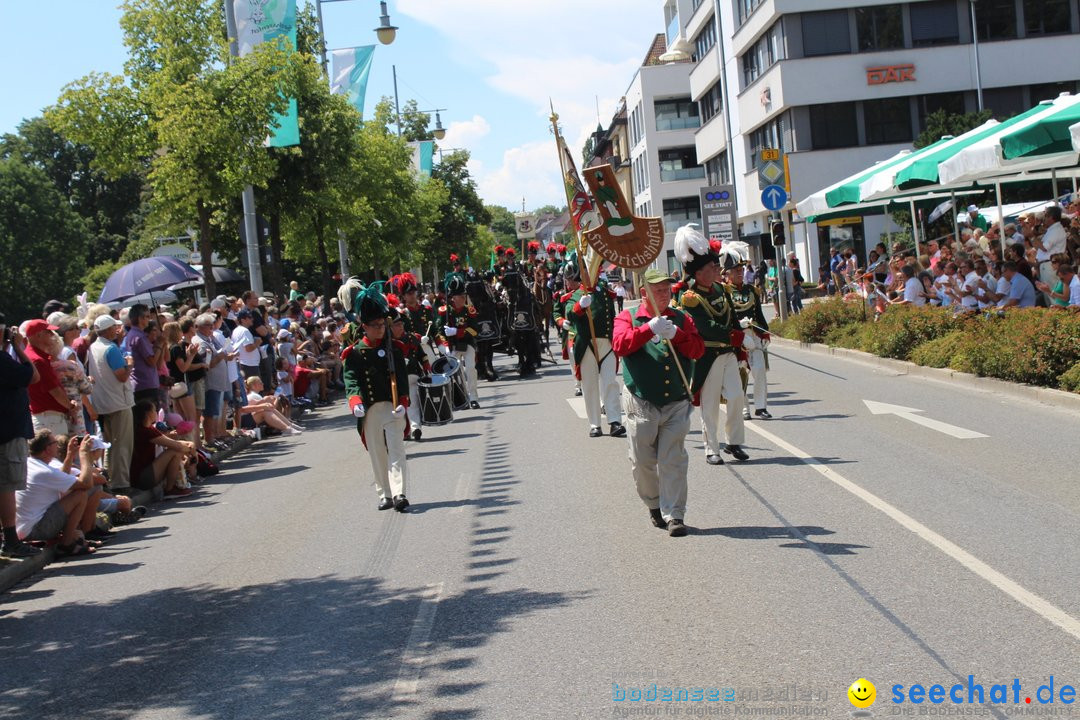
[99,257,203,305]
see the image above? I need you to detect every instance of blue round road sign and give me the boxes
[761,185,787,211]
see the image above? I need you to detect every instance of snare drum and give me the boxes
[432,355,469,410]
[418,375,454,426]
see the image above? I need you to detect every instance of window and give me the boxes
[855,5,903,52]
[802,9,851,57]
[705,152,730,185]
[741,22,785,87]
[809,102,858,150]
[699,80,723,123]
[1024,0,1071,36]
[748,119,783,167]
[659,147,705,182]
[973,0,1017,41]
[654,98,700,131]
[916,92,966,132]
[662,197,701,234]
[910,0,960,46]
[630,104,644,146]
[737,0,766,26]
[984,87,1026,118]
[694,18,716,61]
[864,97,912,144]
[1029,81,1078,103]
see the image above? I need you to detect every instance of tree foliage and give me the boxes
[429,150,491,265]
[915,109,994,149]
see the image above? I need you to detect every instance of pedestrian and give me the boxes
[673,227,750,466]
[124,304,166,409]
[434,275,481,409]
[86,315,135,491]
[341,283,411,512]
[612,268,704,537]
[0,318,42,558]
[24,320,78,436]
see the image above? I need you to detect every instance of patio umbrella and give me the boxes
[1000,96,1080,159]
[795,149,912,218]
[99,256,202,305]
[1072,121,1080,152]
[168,265,246,291]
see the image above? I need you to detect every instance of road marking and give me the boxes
[863,400,988,439]
[743,420,1080,642]
[566,397,587,420]
[453,472,471,514]
[389,582,445,702]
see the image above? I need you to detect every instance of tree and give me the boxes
[373,97,433,142]
[0,158,89,319]
[50,0,304,297]
[429,150,491,266]
[915,109,993,149]
[486,204,517,248]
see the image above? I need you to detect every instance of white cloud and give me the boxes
[473,141,564,210]
[440,114,491,149]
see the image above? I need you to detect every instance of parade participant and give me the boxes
[465,270,501,381]
[727,262,772,420]
[562,259,624,438]
[388,297,431,441]
[613,269,704,537]
[434,276,481,409]
[527,241,541,266]
[545,243,561,275]
[340,281,411,512]
[390,273,433,338]
[674,226,750,464]
[554,264,582,397]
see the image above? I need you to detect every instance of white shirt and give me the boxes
[231,325,260,367]
[1069,275,1080,307]
[1037,223,1067,261]
[214,328,238,386]
[903,277,925,306]
[995,276,1012,307]
[978,272,996,310]
[16,457,77,538]
[961,271,980,309]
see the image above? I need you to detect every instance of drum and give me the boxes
[418,375,454,426]
[432,355,469,411]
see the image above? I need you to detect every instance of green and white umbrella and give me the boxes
[858,134,972,202]
[1072,121,1080,152]
[938,95,1080,185]
[795,149,912,219]
[1000,95,1080,159]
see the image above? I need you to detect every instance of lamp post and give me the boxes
[970,0,984,111]
[418,109,448,140]
[313,0,398,277]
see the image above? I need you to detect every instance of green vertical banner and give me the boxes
[233,0,300,147]
[330,46,376,118]
[408,140,435,178]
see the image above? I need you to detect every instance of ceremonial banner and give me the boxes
[514,213,538,240]
[233,0,300,147]
[407,141,434,177]
[330,45,376,118]
[582,164,664,271]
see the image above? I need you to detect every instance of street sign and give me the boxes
[699,185,736,243]
[760,148,780,162]
[761,185,787,211]
[757,148,784,190]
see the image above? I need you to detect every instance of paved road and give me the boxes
[3,337,1079,719]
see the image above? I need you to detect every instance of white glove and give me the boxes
[578,294,593,309]
[444,326,458,337]
[420,336,430,345]
[659,323,677,340]
[391,405,406,418]
[647,316,673,337]
[739,317,752,329]
[440,345,453,356]
[352,404,366,418]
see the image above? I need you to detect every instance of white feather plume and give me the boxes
[674,224,709,264]
[336,276,365,314]
[723,240,751,262]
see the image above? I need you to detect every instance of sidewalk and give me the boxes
[0,435,254,594]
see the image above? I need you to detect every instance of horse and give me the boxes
[501,265,542,377]
[465,270,501,381]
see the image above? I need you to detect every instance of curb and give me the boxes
[0,435,256,595]
[770,336,1080,414]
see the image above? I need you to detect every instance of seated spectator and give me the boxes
[130,401,196,496]
[242,377,303,436]
[1055,263,1080,309]
[294,354,330,403]
[16,431,103,556]
[1035,254,1073,308]
[1001,262,1037,308]
[918,271,941,306]
[52,434,144,527]
[891,265,925,306]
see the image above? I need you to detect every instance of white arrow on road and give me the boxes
[863,400,988,439]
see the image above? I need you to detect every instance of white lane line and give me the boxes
[389,582,445,702]
[566,397,588,420]
[453,472,471,514]
[744,420,1080,642]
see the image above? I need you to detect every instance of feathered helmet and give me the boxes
[556,243,567,256]
[546,242,557,254]
[494,245,506,256]
[505,248,516,257]
[390,272,418,295]
[336,276,367,323]
[562,253,581,282]
[718,241,751,271]
[385,293,400,309]
[353,281,393,324]
[674,224,716,276]
[450,253,461,266]
[527,241,541,255]
[445,274,467,297]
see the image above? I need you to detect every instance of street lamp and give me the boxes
[374,1,398,45]
[970,0,984,111]
[418,109,448,140]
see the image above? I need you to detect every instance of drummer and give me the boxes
[388,295,431,441]
[434,276,481,409]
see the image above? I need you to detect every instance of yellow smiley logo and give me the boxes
[848,678,876,709]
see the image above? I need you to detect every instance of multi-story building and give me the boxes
[677,0,1080,279]
[585,98,633,210]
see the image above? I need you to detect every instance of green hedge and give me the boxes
[772,298,1080,393]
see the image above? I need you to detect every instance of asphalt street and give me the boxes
[3,333,1080,719]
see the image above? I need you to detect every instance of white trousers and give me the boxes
[406,374,421,428]
[454,345,478,402]
[699,352,745,453]
[580,338,621,428]
[624,389,691,522]
[365,401,408,500]
[742,332,768,411]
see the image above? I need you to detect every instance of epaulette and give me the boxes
[467,306,477,317]
[672,281,686,295]
[680,290,700,308]
[559,292,574,303]
[437,305,448,314]
[340,344,355,361]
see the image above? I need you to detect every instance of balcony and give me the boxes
[660,166,706,182]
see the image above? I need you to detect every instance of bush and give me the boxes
[859,306,960,361]
[772,297,865,344]
[1059,361,1080,394]
[910,331,968,368]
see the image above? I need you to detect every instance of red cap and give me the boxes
[24,319,58,338]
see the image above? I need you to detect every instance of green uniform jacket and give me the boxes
[433,304,479,351]
[403,303,434,337]
[565,283,617,367]
[342,336,410,432]
[612,306,704,407]
[678,280,739,395]
[729,284,769,335]
[553,289,577,355]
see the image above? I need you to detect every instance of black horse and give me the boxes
[465,270,501,381]
[501,265,542,377]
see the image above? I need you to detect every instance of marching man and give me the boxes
[728,264,772,420]
[554,264,582,397]
[674,226,750,464]
[338,279,412,512]
[613,269,704,537]
[561,259,625,438]
[434,275,481,409]
[387,295,431,441]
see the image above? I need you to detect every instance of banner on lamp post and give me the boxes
[232,0,300,147]
[330,46,376,118]
[407,141,434,178]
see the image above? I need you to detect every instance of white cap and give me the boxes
[277,328,291,340]
[46,311,67,326]
[968,204,979,213]
[94,315,120,331]
[86,435,111,451]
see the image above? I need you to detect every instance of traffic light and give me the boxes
[771,220,786,246]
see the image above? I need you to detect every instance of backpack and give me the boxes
[196,448,220,477]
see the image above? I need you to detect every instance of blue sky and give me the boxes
[1,0,662,209]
